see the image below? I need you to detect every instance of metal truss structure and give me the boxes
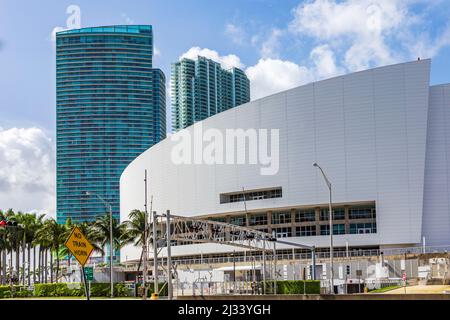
[167,213,276,252]
[149,211,317,299]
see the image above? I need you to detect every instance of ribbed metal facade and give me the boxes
[56,25,166,224]
[171,56,250,132]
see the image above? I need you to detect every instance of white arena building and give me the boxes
[120,59,450,265]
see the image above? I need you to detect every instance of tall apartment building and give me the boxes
[56,25,166,224]
[171,56,250,131]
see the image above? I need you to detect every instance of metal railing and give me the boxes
[120,245,450,271]
[174,281,265,296]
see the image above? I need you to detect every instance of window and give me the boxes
[349,207,376,220]
[229,215,246,226]
[320,225,329,235]
[208,216,226,223]
[295,210,315,222]
[320,224,346,235]
[333,224,346,235]
[272,211,291,224]
[349,223,377,234]
[295,226,316,237]
[220,187,282,204]
[275,227,291,238]
[249,213,267,226]
[229,194,244,203]
[320,208,345,220]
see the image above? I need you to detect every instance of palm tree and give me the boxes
[122,209,147,247]
[41,219,67,282]
[22,213,45,285]
[4,209,21,284]
[91,214,128,264]
[34,221,47,283]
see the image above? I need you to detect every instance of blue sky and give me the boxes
[1,0,450,215]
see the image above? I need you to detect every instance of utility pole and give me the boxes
[312,246,316,280]
[143,169,149,300]
[166,210,173,300]
[262,239,266,294]
[233,250,236,293]
[152,211,158,296]
[272,231,277,295]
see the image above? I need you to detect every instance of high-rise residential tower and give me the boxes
[56,25,166,224]
[171,56,250,132]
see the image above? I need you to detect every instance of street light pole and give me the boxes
[152,211,159,296]
[166,210,173,300]
[313,162,334,294]
[143,170,149,300]
[108,203,113,298]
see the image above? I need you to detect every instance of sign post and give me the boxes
[402,272,407,294]
[64,226,94,301]
[356,269,362,293]
[84,267,94,281]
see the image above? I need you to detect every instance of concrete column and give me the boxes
[344,205,350,234]
[315,207,321,234]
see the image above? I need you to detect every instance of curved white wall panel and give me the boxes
[121,60,437,261]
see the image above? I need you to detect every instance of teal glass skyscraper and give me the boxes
[56,25,166,224]
[171,56,250,132]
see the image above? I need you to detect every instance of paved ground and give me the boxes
[383,285,450,294]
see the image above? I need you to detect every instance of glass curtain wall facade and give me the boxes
[171,56,250,132]
[56,25,166,224]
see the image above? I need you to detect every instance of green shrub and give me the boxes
[0,286,12,299]
[0,285,33,298]
[114,283,131,297]
[0,282,133,298]
[84,283,131,297]
[34,283,84,297]
[263,280,320,294]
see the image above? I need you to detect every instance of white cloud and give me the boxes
[187,1,450,101]
[310,44,343,79]
[246,58,313,100]
[405,23,450,59]
[290,0,406,40]
[289,0,410,71]
[260,28,284,59]
[154,46,161,57]
[225,23,246,45]
[180,47,244,70]
[0,127,55,217]
[179,46,344,100]
[121,13,134,25]
[287,0,450,72]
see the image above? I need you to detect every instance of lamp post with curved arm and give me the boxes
[313,162,334,294]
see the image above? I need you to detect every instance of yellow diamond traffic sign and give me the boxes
[64,226,94,266]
